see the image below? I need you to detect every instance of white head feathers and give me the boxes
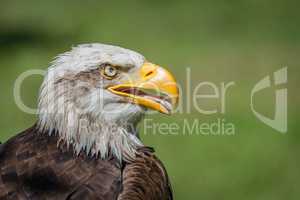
[37,44,147,162]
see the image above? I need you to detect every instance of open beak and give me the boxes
[108,62,179,114]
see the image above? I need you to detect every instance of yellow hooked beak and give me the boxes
[108,62,179,114]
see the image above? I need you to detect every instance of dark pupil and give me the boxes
[109,67,114,73]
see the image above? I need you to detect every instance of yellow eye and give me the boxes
[102,65,118,79]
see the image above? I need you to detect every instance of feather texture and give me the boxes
[0,125,172,200]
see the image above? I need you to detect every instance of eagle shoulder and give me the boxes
[0,126,123,200]
[118,147,173,200]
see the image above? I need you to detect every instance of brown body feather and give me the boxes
[0,125,173,200]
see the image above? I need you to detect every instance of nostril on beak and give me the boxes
[140,62,158,80]
[145,71,153,77]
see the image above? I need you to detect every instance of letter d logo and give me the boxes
[251,67,287,133]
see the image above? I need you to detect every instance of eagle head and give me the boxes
[37,43,179,162]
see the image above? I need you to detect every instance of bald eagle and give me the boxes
[0,44,179,200]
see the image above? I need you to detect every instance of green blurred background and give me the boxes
[0,0,299,199]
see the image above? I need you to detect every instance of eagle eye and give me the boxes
[101,65,119,79]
